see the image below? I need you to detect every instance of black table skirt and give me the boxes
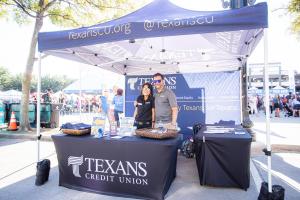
[52,134,180,200]
[194,125,252,190]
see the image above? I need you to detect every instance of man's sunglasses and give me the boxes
[152,80,162,84]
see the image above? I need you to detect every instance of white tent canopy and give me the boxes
[38,0,267,75]
[45,30,262,75]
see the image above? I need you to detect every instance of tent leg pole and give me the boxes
[263,28,272,193]
[123,75,126,117]
[37,52,42,163]
[79,66,82,121]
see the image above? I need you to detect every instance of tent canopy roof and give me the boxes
[38,0,268,75]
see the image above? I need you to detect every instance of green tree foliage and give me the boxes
[39,74,75,93]
[9,73,23,91]
[0,67,23,91]
[0,66,12,91]
[288,0,300,34]
[0,66,74,93]
[0,0,146,27]
[0,0,146,130]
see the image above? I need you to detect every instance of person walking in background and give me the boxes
[112,88,124,127]
[269,96,274,116]
[273,95,281,117]
[42,88,53,103]
[249,94,258,115]
[292,96,300,117]
[133,82,155,129]
[100,90,109,115]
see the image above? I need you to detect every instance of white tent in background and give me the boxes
[0,90,22,102]
[271,85,289,95]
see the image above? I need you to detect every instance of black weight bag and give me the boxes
[180,123,203,158]
[258,181,285,200]
[180,138,195,158]
[192,123,203,140]
[35,159,51,186]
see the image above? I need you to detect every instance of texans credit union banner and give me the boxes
[125,71,241,137]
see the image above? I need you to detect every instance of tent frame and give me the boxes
[36,0,272,194]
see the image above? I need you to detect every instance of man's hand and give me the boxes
[165,123,177,130]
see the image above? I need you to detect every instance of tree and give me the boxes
[0,0,144,131]
[0,66,12,91]
[288,0,300,35]
[40,74,75,93]
[9,73,23,91]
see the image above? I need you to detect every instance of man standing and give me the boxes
[42,88,53,103]
[152,73,178,129]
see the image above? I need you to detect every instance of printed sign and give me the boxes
[125,72,241,138]
[125,74,204,138]
[91,115,106,136]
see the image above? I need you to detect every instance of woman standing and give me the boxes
[273,95,281,117]
[133,83,155,129]
[112,89,124,127]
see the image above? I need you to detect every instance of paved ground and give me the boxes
[0,112,299,199]
[0,139,259,200]
[249,112,300,199]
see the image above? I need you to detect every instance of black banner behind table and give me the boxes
[52,134,180,200]
[125,74,205,139]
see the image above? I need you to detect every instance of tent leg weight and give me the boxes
[258,182,285,200]
[35,159,50,186]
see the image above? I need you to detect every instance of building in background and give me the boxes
[247,62,296,95]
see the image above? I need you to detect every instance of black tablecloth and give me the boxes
[52,134,180,200]
[194,125,252,190]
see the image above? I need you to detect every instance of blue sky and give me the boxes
[0,0,299,79]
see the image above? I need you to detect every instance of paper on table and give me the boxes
[204,130,229,134]
[110,135,125,139]
[207,127,234,131]
[234,131,245,135]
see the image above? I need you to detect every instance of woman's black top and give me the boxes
[135,95,155,122]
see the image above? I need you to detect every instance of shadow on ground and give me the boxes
[0,155,259,200]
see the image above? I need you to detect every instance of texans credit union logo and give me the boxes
[68,155,83,177]
[127,78,138,90]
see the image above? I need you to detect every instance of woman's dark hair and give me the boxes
[117,88,123,96]
[141,82,153,96]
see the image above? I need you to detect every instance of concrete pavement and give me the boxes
[0,112,299,199]
[0,139,259,200]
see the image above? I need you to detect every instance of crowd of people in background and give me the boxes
[248,92,300,118]
[29,87,124,118]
